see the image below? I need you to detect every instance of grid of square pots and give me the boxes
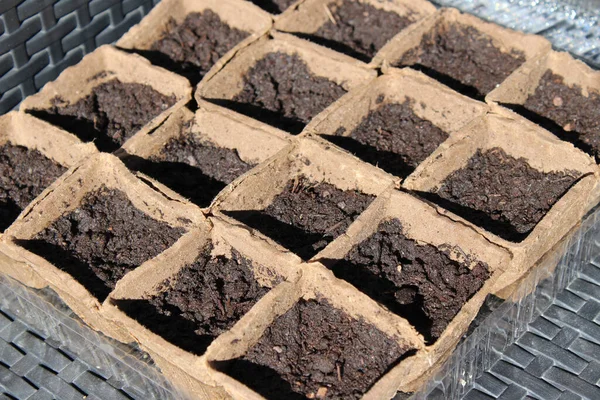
[1,0,600,399]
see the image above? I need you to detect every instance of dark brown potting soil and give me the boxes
[249,0,296,14]
[397,23,526,98]
[0,143,67,232]
[117,246,273,355]
[157,132,255,185]
[226,175,375,260]
[225,52,347,134]
[305,0,413,62]
[20,186,185,300]
[325,98,448,178]
[522,70,600,161]
[148,11,250,84]
[30,79,177,152]
[221,298,412,399]
[429,147,579,242]
[326,219,490,343]
[126,124,255,207]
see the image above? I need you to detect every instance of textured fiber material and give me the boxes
[1,1,600,399]
[0,0,161,114]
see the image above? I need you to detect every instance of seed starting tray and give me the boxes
[1,0,600,399]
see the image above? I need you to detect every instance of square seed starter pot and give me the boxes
[273,0,435,62]
[316,188,511,392]
[487,50,600,163]
[116,0,272,85]
[403,105,600,297]
[304,67,489,179]
[205,263,423,400]
[0,153,203,342]
[20,46,192,152]
[211,136,396,262]
[373,8,551,99]
[103,216,301,399]
[117,101,290,208]
[196,32,376,134]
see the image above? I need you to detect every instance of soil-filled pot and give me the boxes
[487,50,600,163]
[304,67,488,179]
[118,102,290,208]
[211,136,396,262]
[0,153,203,342]
[373,8,551,99]
[403,105,600,297]
[196,32,376,135]
[102,216,301,399]
[116,0,272,85]
[21,46,192,152]
[274,0,435,62]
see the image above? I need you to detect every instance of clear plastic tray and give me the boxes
[0,271,187,399]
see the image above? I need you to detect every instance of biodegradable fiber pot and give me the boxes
[0,111,97,285]
[373,8,551,98]
[116,0,273,84]
[204,263,424,400]
[102,216,302,399]
[486,51,600,162]
[0,153,203,343]
[403,105,600,297]
[117,102,290,208]
[20,46,192,152]
[273,0,435,62]
[315,188,511,393]
[211,136,396,262]
[304,67,489,179]
[0,111,97,232]
[196,32,377,134]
